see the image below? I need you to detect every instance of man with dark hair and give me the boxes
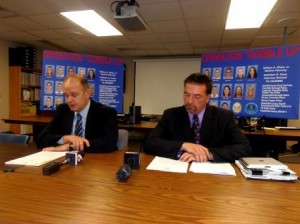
[36,74,118,153]
[144,73,252,162]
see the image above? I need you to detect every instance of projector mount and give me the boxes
[110,0,140,16]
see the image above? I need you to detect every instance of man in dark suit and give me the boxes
[144,73,252,162]
[36,74,118,153]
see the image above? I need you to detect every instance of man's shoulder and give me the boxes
[207,105,234,118]
[164,105,185,114]
[90,100,117,113]
[55,103,71,113]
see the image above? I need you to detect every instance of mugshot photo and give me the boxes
[220,100,230,110]
[78,67,86,77]
[67,66,76,76]
[223,67,233,79]
[202,68,211,77]
[44,81,54,94]
[221,84,232,98]
[54,96,64,108]
[43,96,53,109]
[234,84,244,98]
[211,84,220,98]
[45,65,54,78]
[56,65,65,78]
[87,68,96,80]
[235,66,245,79]
[212,68,222,80]
[247,65,258,79]
[55,81,63,95]
[245,84,256,99]
[209,100,218,107]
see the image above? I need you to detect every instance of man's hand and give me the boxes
[43,143,69,152]
[180,142,214,162]
[62,135,90,151]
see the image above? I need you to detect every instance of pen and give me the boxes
[2,168,15,173]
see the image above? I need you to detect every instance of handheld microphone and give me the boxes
[42,151,84,176]
[115,152,140,182]
[42,160,67,176]
[115,164,132,182]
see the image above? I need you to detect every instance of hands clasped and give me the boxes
[179,142,213,163]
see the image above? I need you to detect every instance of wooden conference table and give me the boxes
[1,143,300,223]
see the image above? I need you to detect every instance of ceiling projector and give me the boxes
[114,5,147,31]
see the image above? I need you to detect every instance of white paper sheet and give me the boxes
[5,151,66,166]
[189,162,236,176]
[146,156,189,173]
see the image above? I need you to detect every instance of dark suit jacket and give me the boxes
[144,105,252,162]
[36,100,118,153]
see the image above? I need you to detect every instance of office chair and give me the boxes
[117,129,129,150]
[0,133,31,144]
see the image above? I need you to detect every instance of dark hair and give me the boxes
[247,66,257,78]
[222,85,231,97]
[184,72,213,94]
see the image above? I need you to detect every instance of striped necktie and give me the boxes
[75,113,83,137]
[192,114,201,144]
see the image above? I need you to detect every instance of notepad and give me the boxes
[5,151,66,166]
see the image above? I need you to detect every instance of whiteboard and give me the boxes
[135,58,201,114]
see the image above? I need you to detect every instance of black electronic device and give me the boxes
[116,152,141,182]
[112,0,147,31]
[42,151,84,176]
[116,164,132,182]
[124,151,140,169]
[129,104,141,124]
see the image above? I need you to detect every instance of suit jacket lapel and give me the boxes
[178,106,194,142]
[200,105,215,142]
[65,109,74,134]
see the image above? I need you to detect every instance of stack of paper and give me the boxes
[146,156,236,176]
[235,157,298,182]
[190,162,236,176]
[146,156,189,173]
[5,151,66,166]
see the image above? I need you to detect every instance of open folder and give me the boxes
[5,151,66,166]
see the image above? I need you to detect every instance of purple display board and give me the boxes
[40,50,125,113]
[201,45,300,119]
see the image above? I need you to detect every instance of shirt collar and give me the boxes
[76,100,91,119]
[188,108,206,126]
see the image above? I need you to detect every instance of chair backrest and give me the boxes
[0,133,30,144]
[117,129,129,150]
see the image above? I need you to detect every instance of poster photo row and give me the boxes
[40,50,125,113]
[201,45,300,119]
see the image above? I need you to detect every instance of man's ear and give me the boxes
[206,94,211,103]
[85,86,92,96]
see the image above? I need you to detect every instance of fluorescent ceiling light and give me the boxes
[60,10,122,36]
[226,0,277,29]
